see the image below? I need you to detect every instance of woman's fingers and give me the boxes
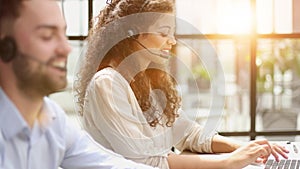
[251,140,272,156]
[227,142,271,168]
[228,140,291,169]
[271,143,289,160]
[251,140,290,162]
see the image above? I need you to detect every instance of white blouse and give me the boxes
[83,67,214,169]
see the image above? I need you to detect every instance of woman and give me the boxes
[74,0,288,168]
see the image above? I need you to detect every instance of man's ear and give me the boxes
[0,36,17,63]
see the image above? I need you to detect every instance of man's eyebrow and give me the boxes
[35,24,67,31]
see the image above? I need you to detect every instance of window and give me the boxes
[176,0,300,141]
[50,0,300,140]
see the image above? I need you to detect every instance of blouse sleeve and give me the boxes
[173,109,215,154]
[84,70,170,159]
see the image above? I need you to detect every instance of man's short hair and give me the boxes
[0,0,22,37]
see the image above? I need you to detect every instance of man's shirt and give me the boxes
[0,88,156,169]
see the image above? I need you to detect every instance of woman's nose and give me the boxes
[167,35,176,45]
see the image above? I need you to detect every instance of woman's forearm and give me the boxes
[211,135,243,153]
[167,153,230,169]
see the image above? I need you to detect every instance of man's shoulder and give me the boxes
[44,96,65,112]
[43,96,68,124]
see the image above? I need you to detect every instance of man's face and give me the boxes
[11,0,71,95]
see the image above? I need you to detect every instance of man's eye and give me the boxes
[41,36,53,41]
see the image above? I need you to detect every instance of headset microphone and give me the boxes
[127,30,170,59]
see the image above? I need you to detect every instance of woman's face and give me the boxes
[136,15,176,64]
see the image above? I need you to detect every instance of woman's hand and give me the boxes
[226,139,289,169]
[268,142,289,162]
[228,139,271,168]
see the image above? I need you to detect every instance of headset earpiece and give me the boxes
[127,29,135,37]
[0,36,17,62]
[127,27,139,38]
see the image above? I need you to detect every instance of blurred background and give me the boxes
[50,0,300,141]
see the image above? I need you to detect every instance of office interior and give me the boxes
[49,0,300,142]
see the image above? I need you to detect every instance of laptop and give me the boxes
[243,141,300,169]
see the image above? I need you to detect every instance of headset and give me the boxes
[127,29,170,59]
[0,36,17,62]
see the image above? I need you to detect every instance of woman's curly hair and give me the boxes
[74,0,181,127]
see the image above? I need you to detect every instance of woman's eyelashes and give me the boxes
[154,26,170,36]
[159,32,169,37]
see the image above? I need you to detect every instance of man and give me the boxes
[0,0,156,168]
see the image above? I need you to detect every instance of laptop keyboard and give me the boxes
[265,159,300,169]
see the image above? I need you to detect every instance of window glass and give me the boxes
[93,0,107,18]
[63,0,89,36]
[174,39,251,132]
[176,0,252,34]
[256,39,300,133]
[214,39,251,132]
[176,0,299,34]
[257,0,293,33]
